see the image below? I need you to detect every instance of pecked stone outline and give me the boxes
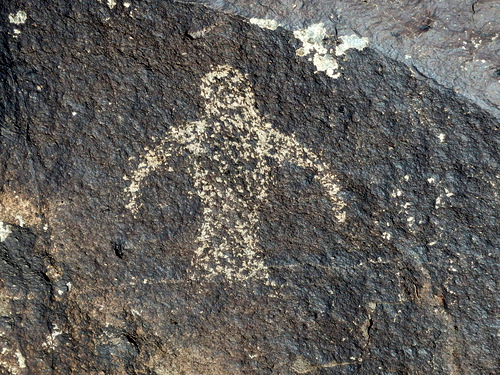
[124,65,345,282]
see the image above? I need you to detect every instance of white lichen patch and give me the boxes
[14,351,25,369]
[15,215,24,227]
[124,65,346,283]
[294,23,328,56]
[312,53,339,78]
[293,26,370,78]
[293,23,340,78]
[249,18,280,30]
[0,222,11,242]
[335,34,369,56]
[8,11,27,25]
[42,324,62,350]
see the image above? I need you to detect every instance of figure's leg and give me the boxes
[190,200,268,282]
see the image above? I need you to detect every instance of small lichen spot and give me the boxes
[0,222,11,242]
[249,18,280,30]
[8,11,27,25]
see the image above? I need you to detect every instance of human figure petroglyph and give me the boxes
[124,65,345,282]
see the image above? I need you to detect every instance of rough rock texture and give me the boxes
[0,0,499,374]
[192,0,500,118]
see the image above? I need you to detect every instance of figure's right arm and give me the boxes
[123,120,206,214]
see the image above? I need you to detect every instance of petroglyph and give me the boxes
[124,65,345,282]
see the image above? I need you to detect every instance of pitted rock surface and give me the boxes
[191,0,500,118]
[0,0,498,374]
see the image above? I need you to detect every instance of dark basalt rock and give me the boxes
[192,0,500,118]
[0,0,498,374]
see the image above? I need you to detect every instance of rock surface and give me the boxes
[193,0,500,118]
[0,0,498,374]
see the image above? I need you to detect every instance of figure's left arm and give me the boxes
[262,124,346,222]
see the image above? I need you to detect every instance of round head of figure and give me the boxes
[200,65,256,117]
